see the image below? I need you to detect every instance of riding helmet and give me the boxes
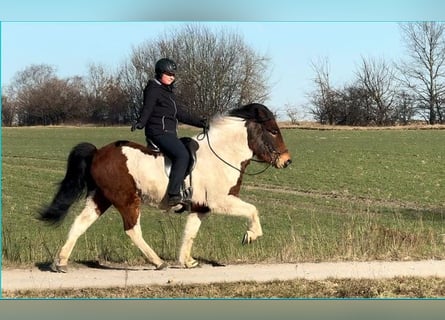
[155,58,177,78]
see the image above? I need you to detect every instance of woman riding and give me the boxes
[132,58,207,207]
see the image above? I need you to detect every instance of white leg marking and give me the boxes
[211,195,263,243]
[178,212,206,268]
[125,216,165,269]
[57,197,100,267]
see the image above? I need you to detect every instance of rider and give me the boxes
[132,58,207,207]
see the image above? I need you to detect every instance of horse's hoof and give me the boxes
[51,263,68,273]
[242,233,252,245]
[185,260,200,268]
[155,262,168,270]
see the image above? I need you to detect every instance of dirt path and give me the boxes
[3,260,445,292]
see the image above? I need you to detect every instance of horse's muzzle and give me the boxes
[275,153,292,169]
[283,159,292,168]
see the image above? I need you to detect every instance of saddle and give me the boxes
[146,137,199,206]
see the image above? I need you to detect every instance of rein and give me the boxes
[196,129,273,176]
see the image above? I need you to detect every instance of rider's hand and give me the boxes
[200,118,209,132]
[131,122,143,131]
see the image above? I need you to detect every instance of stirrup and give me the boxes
[167,195,182,207]
[146,138,160,153]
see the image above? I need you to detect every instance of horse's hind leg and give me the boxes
[54,194,108,272]
[178,212,206,268]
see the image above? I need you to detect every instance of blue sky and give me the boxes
[2,1,444,119]
[1,21,404,119]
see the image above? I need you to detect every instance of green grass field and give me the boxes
[2,126,445,267]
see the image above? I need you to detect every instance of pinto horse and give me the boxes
[39,103,292,272]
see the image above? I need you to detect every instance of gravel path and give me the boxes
[3,260,445,291]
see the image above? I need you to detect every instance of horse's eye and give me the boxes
[268,129,278,136]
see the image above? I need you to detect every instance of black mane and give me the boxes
[228,103,274,123]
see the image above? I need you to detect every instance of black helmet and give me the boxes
[155,58,177,77]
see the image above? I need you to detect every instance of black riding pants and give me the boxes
[149,132,190,197]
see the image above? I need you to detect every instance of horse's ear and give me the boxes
[253,104,272,123]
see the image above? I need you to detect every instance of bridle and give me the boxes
[196,124,284,176]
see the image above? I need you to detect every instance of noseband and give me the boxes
[257,140,288,166]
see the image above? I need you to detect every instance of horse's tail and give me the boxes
[38,142,98,225]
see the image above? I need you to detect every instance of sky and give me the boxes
[1,21,404,119]
[1,1,444,120]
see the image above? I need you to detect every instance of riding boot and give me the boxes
[167,194,183,206]
[165,169,183,205]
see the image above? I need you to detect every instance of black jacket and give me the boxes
[138,79,203,137]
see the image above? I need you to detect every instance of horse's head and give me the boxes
[228,103,292,168]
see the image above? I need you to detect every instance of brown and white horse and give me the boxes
[39,103,292,271]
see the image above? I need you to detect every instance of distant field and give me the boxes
[2,126,445,267]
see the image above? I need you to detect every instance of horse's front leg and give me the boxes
[212,195,263,245]
[178,212,206,268]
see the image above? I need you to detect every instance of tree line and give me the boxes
[2,22,445,127]
[2,24,269,127]
[308,22,445,125]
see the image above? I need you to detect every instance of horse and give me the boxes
[38,103,292,272]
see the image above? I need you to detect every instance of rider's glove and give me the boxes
[131,122,144,131]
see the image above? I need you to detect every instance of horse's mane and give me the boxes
[227,103,274,123]
[207,103,275,136]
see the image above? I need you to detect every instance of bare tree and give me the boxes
[398,22,445,124]
[120,24,270,119]
[86,63,130,124]
[1,94,16,126]
[10,64,57,91]
[309,55,417,126]
[5,64,91,125]
[284,103,299,124]
[6,64,60,125]
[21,77,87,125]
[308,57,382,126]
[355,56,398,125]
[118,44,157,121]
[394,90,416,125]
[339,84,374,126]
[65,76,89,122]
[308,57,339,124]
